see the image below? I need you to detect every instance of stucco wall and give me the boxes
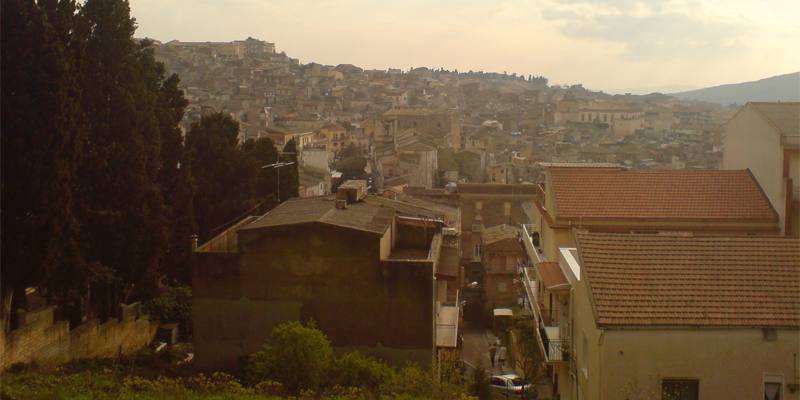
[723,107,784,232]
[599,328,799,399]
[0,304,157,371]
[540,222,575,262]
[460,193,535,260]
[483,238,523,307]
[570,267,602,400]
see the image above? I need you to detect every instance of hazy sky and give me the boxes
[130,0,800,93]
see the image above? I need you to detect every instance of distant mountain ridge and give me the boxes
[671,72,800,105]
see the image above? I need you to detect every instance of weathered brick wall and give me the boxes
[0,303,157,370]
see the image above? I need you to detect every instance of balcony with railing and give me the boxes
[535,313,569,364]
[521,223,545,264]
[521,274,567,364]
[540,334,569,362]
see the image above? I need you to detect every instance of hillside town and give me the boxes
[165,38,798,399]
[153,37,731,196]
[2,10,799,399]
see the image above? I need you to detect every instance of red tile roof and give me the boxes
[457,183,539,195]
[549,168,777,222]
[536,262,569,291]
[576,232,800,328]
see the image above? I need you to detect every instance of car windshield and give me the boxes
[511,378,526,386]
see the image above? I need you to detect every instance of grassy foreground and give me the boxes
[0,369,468,400]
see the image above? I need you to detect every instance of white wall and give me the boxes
[723,107,785,232]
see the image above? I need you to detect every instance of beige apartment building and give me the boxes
[480,224,523,307]
[524,166,779,265]
[265,127,314,150]
[525,232,799,400]
[383,108,461,150]
[578,103,644,138]
[723,102,800,236]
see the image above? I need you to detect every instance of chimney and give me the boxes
[190,234,199,251]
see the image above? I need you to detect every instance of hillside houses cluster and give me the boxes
[189,100,799,398]
[154,38,734,197]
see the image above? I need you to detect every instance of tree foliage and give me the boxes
[143,285,192,328]
[185,113,254,240]
[1,0,301,326]
[332,352,393,392]
[335,156,367,180]
[2,0,88,321]
[245,321,475,398]
[186,115,298,241]
[246,321,333,393]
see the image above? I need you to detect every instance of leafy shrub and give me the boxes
[144,285,192,327]
[245,320,333,393]
[331,352,393,391]
[381,364,431,397]
[252,380,284,396]
[185,372,247,394]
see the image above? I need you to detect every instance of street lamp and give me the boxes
[261,161,295,202]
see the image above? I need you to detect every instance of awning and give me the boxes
[536,262,570,291]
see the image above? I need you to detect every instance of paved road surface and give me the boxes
[461,329,514,376]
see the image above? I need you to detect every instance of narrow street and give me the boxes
[460,328,512,376]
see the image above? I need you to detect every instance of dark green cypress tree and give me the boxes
[157,74,195,284]
[78,0,169,309]
[1,0,88,325]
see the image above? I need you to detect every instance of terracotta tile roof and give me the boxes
[536,162,620,168]
[549,168,777,222]
[536,262,569,291]
[576,232,800,328]
[457,183,539,195]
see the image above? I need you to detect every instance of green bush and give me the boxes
[144,285,192,327]
[245,320,333,393]
[381,364,431,397]
[332,352,393,391]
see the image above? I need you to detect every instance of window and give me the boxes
[661,379,699,400]
[474,244,482,258]
[765,373,783,400]
[581,333,588,377]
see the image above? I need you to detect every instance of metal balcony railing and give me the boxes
[541,335,570,362]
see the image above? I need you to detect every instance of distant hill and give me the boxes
[671,72,800,105]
